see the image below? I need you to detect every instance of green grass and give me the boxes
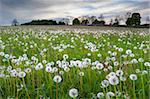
[0,26,149,99]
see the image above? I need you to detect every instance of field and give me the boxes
[0,26,149,99]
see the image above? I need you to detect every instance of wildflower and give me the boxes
[53,75,62,83]
[79,72,84,77]
[118,48,123,52]
[97,53,102,58]
[126,49,132,55]
[101,80,109,88]
[116,70,123,76]
[63,54,69,60]
[138,58,144,62]
[144,62,150,67]
[69,88,78,98]
[108,76,119,85]
[24,68,31,73]
[120,76,127,81]
[114,61,119,66]
[106,92,115,98]
[45,67,52,72]
[35,63,43,70]
[96,63,104,70]
[129,74,137,81]
[18,71,26,78]
[97,92,104,98]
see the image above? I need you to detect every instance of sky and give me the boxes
[0,0,150,25]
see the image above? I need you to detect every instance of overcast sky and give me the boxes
[0,0,150,25]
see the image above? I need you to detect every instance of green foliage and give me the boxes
[72,18,80,25]
[126,13,141,27]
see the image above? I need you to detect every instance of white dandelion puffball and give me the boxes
[53,75,62,83]
[18,71,26,78]
[69,88,78,98]
[101,80,109,88]
[108,76,119,85]
[129,74,137,81]
[116,70,124,76]
[97,92,104,98]
[35,63,43,70]
[45,67,52,72]
[106,92,115,98]
[96,63,104,70]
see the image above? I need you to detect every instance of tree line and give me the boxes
[12,12,150,28]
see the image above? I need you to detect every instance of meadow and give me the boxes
[0,26,149,99]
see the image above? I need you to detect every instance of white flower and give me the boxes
[118,48,123,52]
[97,92,104,98]
[35,63,43,70]
[18,71,26,78]
[120,76,126,81]
[101,80,109,88]
[24,68,31,73]
[116,70,123,76]
[87,53,91,56]
[79,72,84,77]
[96,63,104,70]
[63,54,69,60]
[97,54,102,58]
[131,59,138,64]
[42,60,47,64]
[53,75,62,83]
[144,62,150,67]
[109,72,116,77]
[106,92,115,98]
[45,67,52,72]
[126,49,132,55]
[141,70,148,75]
[138,58,144,62]
[114,61,119,66]
[108,76,119,85]
[135,69,140,73]
[69,88,78,98]
[129,74,137,81]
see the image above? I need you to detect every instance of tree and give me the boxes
[81,19,89,26]
[126,13,141,27]
[12,19,19,26]
[89,16,97,24]
[113,17,119,26]
[72,18,80,25]
[58,21,65,25]
[126,18,132,26]
[109,19,113,26]
[92,19,105,26]
[98,14,104,21]
[61,18,70,25]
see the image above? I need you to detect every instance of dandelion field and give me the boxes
[0,26,150,99]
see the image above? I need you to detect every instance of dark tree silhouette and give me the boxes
[58,21,65,25]
[98,14,104,21]
[21,20,58,25]
[81,19,89,26]
[72,18,80,25]
[126,13,141,27]
[113,17,119,26]
[109,19,113,26]
[12,19,19,26]
[92,19,105,26]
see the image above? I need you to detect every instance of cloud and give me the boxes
[0,0,149,25]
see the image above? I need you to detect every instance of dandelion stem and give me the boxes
[22,78,30,99]
[56,83,58,99]
[133,81,136,99]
